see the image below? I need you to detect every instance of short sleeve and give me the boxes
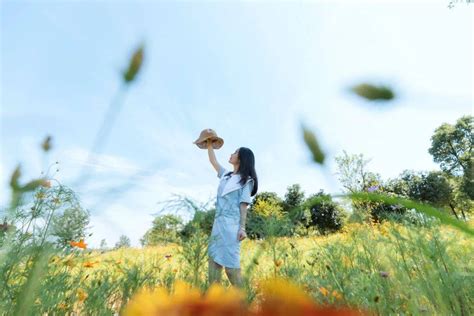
[217,164,228,179]
[240,179,254,205]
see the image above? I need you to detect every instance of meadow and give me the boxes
[1,214,473,315]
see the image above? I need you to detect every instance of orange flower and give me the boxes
[332,290,343,300]
[70,239,87,249]
[83,261,98,268]
[319,287,329,297]
[274,259,283,267]
[57,302,67,310]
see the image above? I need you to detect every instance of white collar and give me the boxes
[220,173,251,197]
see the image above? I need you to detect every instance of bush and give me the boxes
[305,190,346,234]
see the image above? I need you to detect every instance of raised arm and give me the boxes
[207,140,220,173]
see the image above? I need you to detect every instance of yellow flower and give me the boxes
[123,280,247,316]
[77,288,88,303]
[342,255,351,268]
[255,278,362,316]
[63,258,75,268]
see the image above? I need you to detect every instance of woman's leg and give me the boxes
[208,257,223,285]
[224,267,243,288]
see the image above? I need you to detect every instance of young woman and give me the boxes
[206,139,258,288]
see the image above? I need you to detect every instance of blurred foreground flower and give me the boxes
[70,239,87,249]
[123,279,246,316]
[124,278,365,316]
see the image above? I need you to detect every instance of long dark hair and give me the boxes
[237,147,258,196]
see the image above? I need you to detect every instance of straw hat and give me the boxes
[193,128,224,149]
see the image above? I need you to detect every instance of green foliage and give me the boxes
[334,150,381,193]
[305,190,346,234]
[283,184,305,214]
[180,209,215,241]
[386,170,452,206]
[51,205,90,249]
[141,214,183,246]
[114,235,131,249]
[429,115,473,176]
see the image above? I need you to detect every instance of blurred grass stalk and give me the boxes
[73,44,145,188]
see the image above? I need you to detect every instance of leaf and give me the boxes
[350,83,395,101]
[302,124,325,165]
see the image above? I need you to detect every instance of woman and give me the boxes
[206,139,258,288]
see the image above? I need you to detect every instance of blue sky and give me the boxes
[1,0,472,247]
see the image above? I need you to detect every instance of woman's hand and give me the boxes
[237,228,247,241]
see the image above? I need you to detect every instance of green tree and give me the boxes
[114,235,131,249]
[283,184,305,213]
[51,205,90,249]
[141,214,183,246]
[428,115,473,216]
[180,209,215,240]
[335,150,381,193]
[428,115,473,177]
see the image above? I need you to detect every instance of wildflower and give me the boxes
[367,185,379,193]
[319,287,329,297]
[77,288,88,303]
[172,268,178,273]
[35,191,46,200]
[57,302,67,310]
[256,278,363,316]
[342,255,351,268]
[123,279,246,315]
[83,261,98,268]
[64,258,75,268]
[332,290,343,300]
[70,239,87,249]
[274,259,283,267]
[379,271,389,278]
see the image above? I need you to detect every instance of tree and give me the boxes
[335,150,381,193]
[387,170,452,206]
[429,115,473,176]
[99,239,108,250]
[50,205,90,249]
[114,235,131,249]
[247,191,290,239]
[140,214,183,246]
[428,115,474,216]
[283,184,305,213]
